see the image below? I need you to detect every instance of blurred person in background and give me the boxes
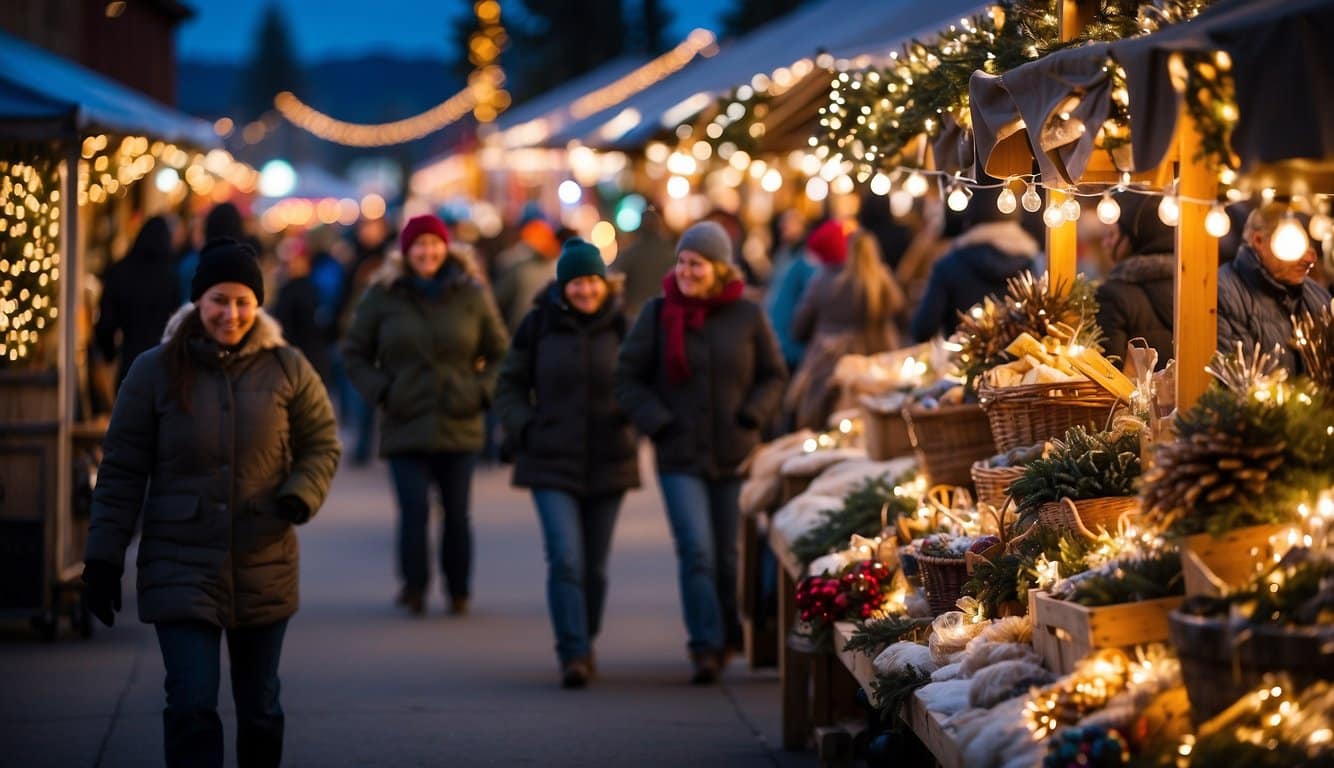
[611,208,676,320]
[857,190,913,271]
[178,202,249,304]
[787,229,905,429]
[910,186,1039,343]
[494,238,639,689]
[272,235,334,385]
[764,211,819,375]
[342,215,509,616]
[615,221,786,684]
[95,215,181,390]
[1095,193,1176,369]
[494,218,561,332]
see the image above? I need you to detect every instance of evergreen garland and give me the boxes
[844,615,934,655]
[1050,552,1183,606]
[870,664,933,726]
[1009,425,1142,522]
[791,471,919,564]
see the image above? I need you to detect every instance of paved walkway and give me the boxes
[0,450,815,767]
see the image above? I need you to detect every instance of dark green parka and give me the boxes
[494,283,640,497]
[341,258,509,455]
[85,307,341,628]
[614,295,787,479]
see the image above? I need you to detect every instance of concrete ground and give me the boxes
[0,449,817,768]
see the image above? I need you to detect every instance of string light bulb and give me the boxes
[1096,192,1121,225]
[996,186,1017,214]
[1309,211,1332,241]
[1204,203,1231,238]
[1061,194,1081,222]
[869,172,891,196]
[890,189,914,218]
[904,171,928,198]
[1157,193,1180,227]
[1043,202,1065,228]
[946,184,971,212]
[1021,181,1042,213]
[1271,212,1310,262]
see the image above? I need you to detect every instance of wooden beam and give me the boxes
[1059,0,1099,40]
[1174,110,1219,410]
[1046,187,1078,291]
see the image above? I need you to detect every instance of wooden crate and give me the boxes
[1030,591,1183,675]
[859,403,913,461]
[1179,524,1290,596]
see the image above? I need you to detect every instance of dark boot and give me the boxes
[561,658,591,689]
[690,651,721,685]
[396,587,424,616]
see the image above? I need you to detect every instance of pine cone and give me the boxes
[1140,433,1283,528]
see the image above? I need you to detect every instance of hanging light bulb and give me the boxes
[1021,181,1042,213]
[1096,192,1121,225]
[996,186,1017,214]
[869,172,891,196]
[1043,202,1065,228]
[904,171,929,197]
[1271,213,1310,262]
[1061,194,1081,222]
[1158,193,1180,226]
[947,185,971,212]
[1309,212,1332,241]
[890,189,914,218]
[1204,203,1231,238]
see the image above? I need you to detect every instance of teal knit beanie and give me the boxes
[556,238,606,287]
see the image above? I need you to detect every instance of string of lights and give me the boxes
[274,0,508,146]
[569,29,717,119]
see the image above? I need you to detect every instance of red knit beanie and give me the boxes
[399,215,450,254]
[807,219,851,266]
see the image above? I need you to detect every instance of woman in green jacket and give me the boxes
[342,215,509,616]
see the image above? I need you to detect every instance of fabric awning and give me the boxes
[969,0,1334,184]
[0,28,218,147]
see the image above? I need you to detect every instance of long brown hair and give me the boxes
[837,231,905,334]
[162,306,204,412]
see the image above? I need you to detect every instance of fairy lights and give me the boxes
[0,149,61,365]
[572,29,715,120]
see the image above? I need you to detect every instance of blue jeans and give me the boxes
[154,619,289,768]
[388,451,477,598]
[657,473,744,653]
[532,489,623,663]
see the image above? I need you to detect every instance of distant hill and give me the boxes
[178,55,472,170]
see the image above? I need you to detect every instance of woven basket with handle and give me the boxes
[902,404,996,489]
[978,380,1120,453]
[1036,496,1138,538]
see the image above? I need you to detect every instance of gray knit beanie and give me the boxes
[675,221,734,264]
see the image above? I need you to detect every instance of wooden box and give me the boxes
[1030,590,1183,675]
[859,403,913,461]
[1179,523,1290,596]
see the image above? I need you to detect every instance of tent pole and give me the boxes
[1173,108,1218,411]
[55,144,78,583]
[1046,0,1098,291]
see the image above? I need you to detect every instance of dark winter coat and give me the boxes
[95,217,181,387]
[909,222,1039,342]
[341,258,509,456]
[611,228,677,320]
[1217,245,1331,374]
[85,307,341,628]
[494,283,640,497]
[614,295,787,479]
[1095,253,1175,367]
[273,275,333,385]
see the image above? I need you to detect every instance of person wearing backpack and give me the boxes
[494,238,639,688]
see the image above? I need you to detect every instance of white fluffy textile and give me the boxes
[779,448,865,478]
[770,494,843,543]
[872,641,938,678]
[739,431,815,514]
[916,680,973,715]
[967,659,1054,709]
[959,641,1042,679]
[929,612,988,665]
[931,663,963,682]
[953,696,1045,768]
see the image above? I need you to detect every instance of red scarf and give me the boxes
[660,273,745,383]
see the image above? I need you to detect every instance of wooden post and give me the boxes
[776,562,811,749]
[1046,0,1097,290]
[55,146,78,583]
[1173,110,1218,411]
[1046,188,1079,290]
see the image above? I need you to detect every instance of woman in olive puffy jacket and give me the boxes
[83,239,341,768]
[342,215,509,616]
[494,238,639,688]
[615,220,787,684]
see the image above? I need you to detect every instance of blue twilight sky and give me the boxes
[177,0,727,63]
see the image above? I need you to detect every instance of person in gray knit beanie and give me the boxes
[675,221,734,264]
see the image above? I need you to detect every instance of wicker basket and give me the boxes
[902,404,997,489]
[970,462,1026,510]
[1169,612,1334,724]
[1037,497,1138,537]
[860,403,914,460]
[916,552,971,615]
[978,380,1120,453]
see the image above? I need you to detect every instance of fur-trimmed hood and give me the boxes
[369,244,483,288]
[1107,252,1174,284]
[951,221,1041,259]
[161,303,287,356]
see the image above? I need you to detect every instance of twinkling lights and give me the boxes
[0,150,61,365]
[571,30,715,119]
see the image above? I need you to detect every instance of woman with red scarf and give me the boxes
[615,220,787,684]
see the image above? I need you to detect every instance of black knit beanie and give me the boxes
[191,238,264,304]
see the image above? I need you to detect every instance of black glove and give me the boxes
[736,411,760,430]
[82,560,122,628]
[275,496,310,525]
